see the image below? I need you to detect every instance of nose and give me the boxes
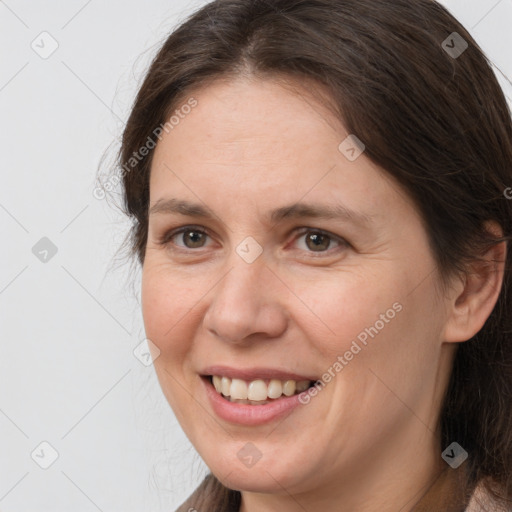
[202,253,288,345]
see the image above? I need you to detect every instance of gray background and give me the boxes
[1,1,511,511]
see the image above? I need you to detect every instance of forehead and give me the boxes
[159,76,343,159]
[148,76,416,228]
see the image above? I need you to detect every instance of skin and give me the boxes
[141,75,505,512]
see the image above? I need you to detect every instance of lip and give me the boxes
[200,365,318,382]
[201,375,310,426]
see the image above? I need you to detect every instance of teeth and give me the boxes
[283,380,296,396]
[267,379,283,399]
[248,380,267,401]
[221,376,230,396]
[231,379,248,400]
[211,375,312,402]
[296,380,310,392]
[229,397,271,405]
[213,376,222,393]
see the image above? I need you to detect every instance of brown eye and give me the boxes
[305,232,331,251]
[180,230,208,248]
[160,226,211,250]
[294,228,347,254]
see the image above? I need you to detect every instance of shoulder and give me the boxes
[466,481,512,512]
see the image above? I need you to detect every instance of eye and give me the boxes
[157,225,349,255]
[293,228,348,253]
[159,226,212,250]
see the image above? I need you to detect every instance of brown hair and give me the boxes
[110,0,512,508]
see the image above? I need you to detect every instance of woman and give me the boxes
[112,0,512,510]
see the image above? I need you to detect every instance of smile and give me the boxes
[210,375,314,405]
[200,366,320,424]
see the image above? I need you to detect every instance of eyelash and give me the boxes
[157,225,349,256]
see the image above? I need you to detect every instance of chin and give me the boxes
[216,466,293,493]
[203,445,306,494]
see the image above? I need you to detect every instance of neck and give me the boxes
[239,429,464,512]
[412,462,471,511]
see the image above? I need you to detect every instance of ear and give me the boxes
[443,221,507,343]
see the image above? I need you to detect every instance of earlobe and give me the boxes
[443,222,507,343]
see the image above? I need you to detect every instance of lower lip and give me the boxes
[202,376,307,426]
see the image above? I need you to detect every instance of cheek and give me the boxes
[296,266,442,390]
[291,270,400,356]
[320,272,444,397]
[141,265,200,359]
[140,267,204,426]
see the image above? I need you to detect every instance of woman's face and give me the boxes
[142,77,457,500]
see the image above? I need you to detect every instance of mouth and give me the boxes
[199,366,320,424]
[202,374,318,405]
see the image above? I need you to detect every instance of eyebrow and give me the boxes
[149,198,373,227]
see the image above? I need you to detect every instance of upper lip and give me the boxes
[200,365,317,382]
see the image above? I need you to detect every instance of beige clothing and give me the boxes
[176,467,511,512]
